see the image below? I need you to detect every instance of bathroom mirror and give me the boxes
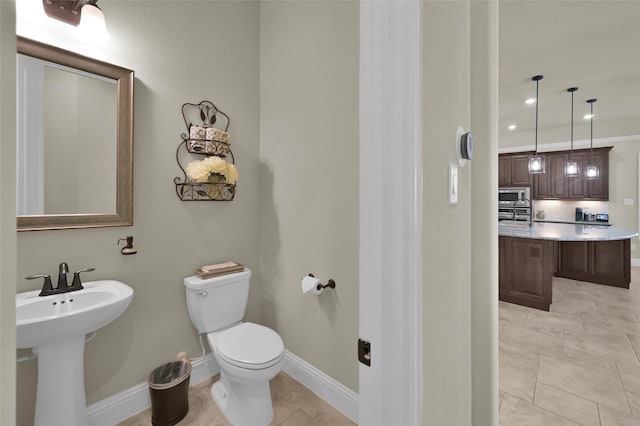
[16,36,134,231]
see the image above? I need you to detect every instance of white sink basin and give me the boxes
[16,280,133,349]
[16,279,133,426]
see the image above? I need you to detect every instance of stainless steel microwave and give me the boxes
[498,187,530,205]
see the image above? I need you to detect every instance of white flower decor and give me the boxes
[186,156,239,184]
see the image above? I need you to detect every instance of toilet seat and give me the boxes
[215,322,284,370]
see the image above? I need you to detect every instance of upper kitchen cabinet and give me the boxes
[566,148,610,200]
[585,148,610,199]
[531,152,568,199]
[502,147,610,200]
[499,153,532,187]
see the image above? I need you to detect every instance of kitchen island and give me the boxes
[499,222,638,311]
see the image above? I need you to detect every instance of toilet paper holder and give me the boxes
[308,273,336,291]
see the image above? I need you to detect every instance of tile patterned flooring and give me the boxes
[118,371,355,426]
[500,267,640,426]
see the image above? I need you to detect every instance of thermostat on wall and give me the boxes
[455,126,473,166]
[460,132,473,160]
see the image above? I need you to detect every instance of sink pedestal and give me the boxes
[34,335,88,426]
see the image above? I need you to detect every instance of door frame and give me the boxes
[358,0,422,424]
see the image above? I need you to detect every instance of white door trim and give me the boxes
[359,1,422,424]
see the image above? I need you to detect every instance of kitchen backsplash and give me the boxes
[533,200,610,222]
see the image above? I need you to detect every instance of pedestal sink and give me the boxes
[16,280,133,426]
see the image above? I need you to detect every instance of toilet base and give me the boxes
[212,372,274,426]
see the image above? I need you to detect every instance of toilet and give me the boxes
[184,268,285,426]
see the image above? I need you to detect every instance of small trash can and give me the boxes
[147,360,192,426]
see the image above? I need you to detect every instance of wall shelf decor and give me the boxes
[174,100,237,201]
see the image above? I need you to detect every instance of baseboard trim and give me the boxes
[283,350,359,424]
[86,353,219,426]
[86,350,359,425]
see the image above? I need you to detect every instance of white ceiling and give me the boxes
[499,1,640,149]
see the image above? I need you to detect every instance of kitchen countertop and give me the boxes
[533,219,611,227]
[498,221,638,241]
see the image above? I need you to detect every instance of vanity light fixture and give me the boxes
[528,75,545,174]
[42,0,110,42]
[564,87,579,177]
[585,98,599,179]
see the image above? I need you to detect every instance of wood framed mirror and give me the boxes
[16,36,134,231]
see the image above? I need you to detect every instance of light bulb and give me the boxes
[565,161,579,176]
[585,165,599,179]
[528,155,545,174]
[77,4,110,44]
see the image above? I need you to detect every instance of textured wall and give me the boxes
[258,1,359,393]
[16,2,261,424]
[422,1,473,423]
[0,1,18,425]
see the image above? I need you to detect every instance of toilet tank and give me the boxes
[184,268,251,334]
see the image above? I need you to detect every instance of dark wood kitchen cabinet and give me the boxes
[532,152,568,199]
[499,153,532,187]
[556,239,631,288]
[567,152,589,199]
[499,236,554,311]
[586,149,610,199]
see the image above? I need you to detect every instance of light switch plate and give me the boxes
[448,163,458,205]
[624,198,634,206]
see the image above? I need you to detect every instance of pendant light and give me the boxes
[585,98,599,179]
[565,87,579,177]
[528,75,545,174]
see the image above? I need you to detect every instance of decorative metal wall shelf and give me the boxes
[174,100,236,201]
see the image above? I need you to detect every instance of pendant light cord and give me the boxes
[532,75,543,155]
[590,101,593,161]
[570,90,574,159]
[535,80,539,154]
[567,87,578,160]
[587,99,597,163]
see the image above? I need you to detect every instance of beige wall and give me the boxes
[258,1,359,392]
[470,1,499,424]
[16,2,261,424]
[14,1,361,424]
[1,1,18,425]
[422,1,473,423]
[608,138,640,257]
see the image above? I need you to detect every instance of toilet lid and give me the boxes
[217,323,284,369]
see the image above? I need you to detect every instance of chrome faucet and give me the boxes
[25,262,95,296]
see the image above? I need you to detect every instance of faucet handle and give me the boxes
[70,268,95,290]
[25,274,54,296]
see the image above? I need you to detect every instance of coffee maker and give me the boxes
[575,207,584,221]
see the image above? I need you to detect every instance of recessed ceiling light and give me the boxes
[583,114,594,120]
[525,98,536,105]
[508,124,517,130]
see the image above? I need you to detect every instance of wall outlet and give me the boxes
[632,243,637,252]
[624,198,634,206]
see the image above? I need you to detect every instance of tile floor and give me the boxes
[118,371,355,426]
[500,266,640,426]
